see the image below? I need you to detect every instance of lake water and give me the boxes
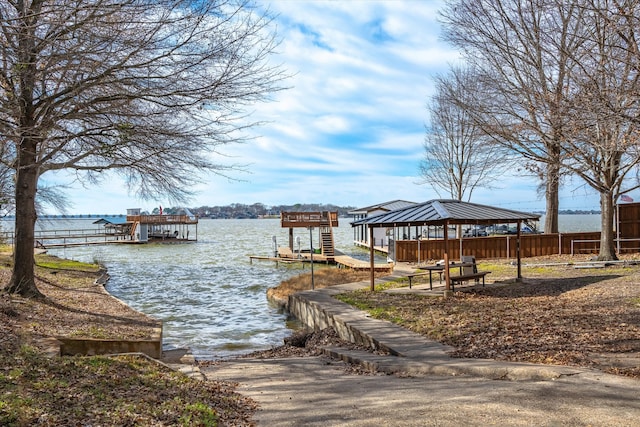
[539,214,601,232]
[1,214,601,359]
[31,218,377,359]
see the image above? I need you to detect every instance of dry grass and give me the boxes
[266,267,388,304]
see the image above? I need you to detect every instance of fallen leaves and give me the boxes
[340,263,640,378]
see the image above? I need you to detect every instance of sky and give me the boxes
[45,0,603,215]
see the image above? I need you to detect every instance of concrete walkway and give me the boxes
[204,355,640,426]
[201,264,640,425]
[287,265,582,381]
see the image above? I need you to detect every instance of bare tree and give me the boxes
[440,0,585,234]
[0,0,285,297]
[559,0,640,260]
[419,66,508,201]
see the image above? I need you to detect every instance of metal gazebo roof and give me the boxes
[348,199,417,216]
[351,199,540,227]
[351,199,540,294]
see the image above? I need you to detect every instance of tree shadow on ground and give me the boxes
[34,275,160,329]
[471,275,623,298]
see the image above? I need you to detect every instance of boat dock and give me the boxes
[248,211,393,272]
[7,209,200,249]
[30,228,132,249]
[249,247,393,272]
[333,254,392,271]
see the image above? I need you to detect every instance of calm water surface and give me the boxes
[3,214,601,359]
[41,218,374,359]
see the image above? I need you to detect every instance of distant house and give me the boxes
[349,200,417,250]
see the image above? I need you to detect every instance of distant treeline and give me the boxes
[186,203,357,219]
[18,206,602,220]
[27,203,358,219]
[533,210,601,215]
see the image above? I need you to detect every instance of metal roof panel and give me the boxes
[348,200,417,215]
[351,199,540,227]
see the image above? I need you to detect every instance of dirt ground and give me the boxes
[0,267,160,345]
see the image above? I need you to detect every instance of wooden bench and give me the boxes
[449,271,491,291]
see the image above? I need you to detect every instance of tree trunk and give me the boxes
[6,139,43,298]
[597,191,618,261]
[544,162,560,233]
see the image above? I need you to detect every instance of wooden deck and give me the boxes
[276,247,333,263]
[353,240,389,254]
[280,211,338,228]
[333,255,392,271]
[253,246,392,272]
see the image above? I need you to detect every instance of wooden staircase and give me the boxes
[129,221,139,239]
[320,229,335,258]
[320,214,336,261]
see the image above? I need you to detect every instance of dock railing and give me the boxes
[280,211,339,228]
[126,214,198,224]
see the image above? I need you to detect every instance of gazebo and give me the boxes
[351,199,541,294]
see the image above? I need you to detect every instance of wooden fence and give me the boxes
[392,231,640,262]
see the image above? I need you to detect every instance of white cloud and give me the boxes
[54,0,601,214]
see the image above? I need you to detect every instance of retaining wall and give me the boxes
[57,325,163,359]
[288,289,391,353]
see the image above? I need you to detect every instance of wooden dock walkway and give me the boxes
[249,247,393,272]
[353,240,389,254]
[40,240,142,249]
[333,255,392,271]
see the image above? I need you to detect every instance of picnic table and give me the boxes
[408,260,491,291]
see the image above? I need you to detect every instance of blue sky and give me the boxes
[46,0,603,215]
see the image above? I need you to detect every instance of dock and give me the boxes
[248,211,393,272]
[38,240,138,249]
[249,247,393,272]
[20,209,199,249]
[333,254,392,271]
[353,240,389,255]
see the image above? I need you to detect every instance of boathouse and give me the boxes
[27,208,198,249]
[249,210,392,272]
[124,208,198,242]
[349,200,417,250]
